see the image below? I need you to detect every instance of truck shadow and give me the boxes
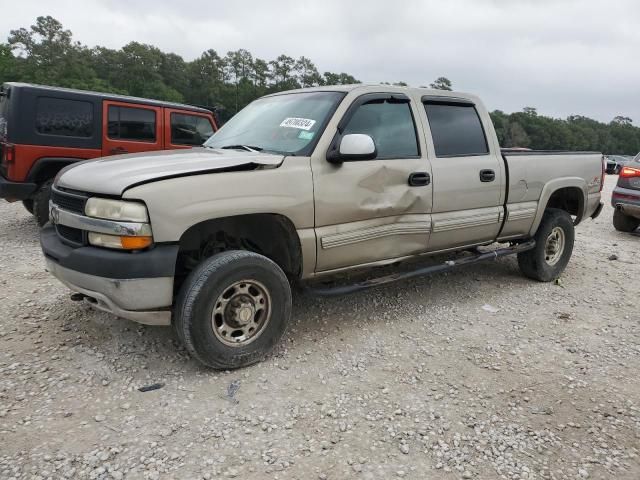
[50,254,528,376]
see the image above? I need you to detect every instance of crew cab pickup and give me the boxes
[40,85,605,369]
[0,82,218,225]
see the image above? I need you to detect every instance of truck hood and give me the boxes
[56,148,284,196]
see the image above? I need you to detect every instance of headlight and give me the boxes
[85,198,149,222]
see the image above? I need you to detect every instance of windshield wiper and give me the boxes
[219,145,263,152]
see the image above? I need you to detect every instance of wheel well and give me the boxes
[174,214,302,292]
[545,187,584,223]
[27,158,80,185]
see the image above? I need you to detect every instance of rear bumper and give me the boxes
[40,224,178,325]
[616,203,640,219]
[611,186,640,219]
[0,174,37,201]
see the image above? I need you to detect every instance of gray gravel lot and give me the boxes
[0,175,638,480]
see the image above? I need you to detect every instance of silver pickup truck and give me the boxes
[41,85,604,368]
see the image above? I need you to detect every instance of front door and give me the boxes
[313,93,433,272]
[163,108,216,149]
[422,98,505,251]
[102,101,163,156]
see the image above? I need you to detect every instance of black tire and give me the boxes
[33,180,53,227]
[613,210,640,233]
[22,199,34,215]
[174,250,292,369]
[518,208,575,282]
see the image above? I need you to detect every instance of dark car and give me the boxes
[0,83,218,225]
[611,152,640,232]
[605,155,633,174]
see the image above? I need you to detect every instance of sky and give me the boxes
[2,0,639,124]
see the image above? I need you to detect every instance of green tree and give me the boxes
[269,55,298,89]
[8,16,104,90]
[0,43,17,83]
[295,56,322,87]
[324,72,359,85]
[612,116,633,126]
[429,77,452,90]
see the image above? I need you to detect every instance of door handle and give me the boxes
[408,172,430,187]
[479,169,496,182]
[109,147,128,155]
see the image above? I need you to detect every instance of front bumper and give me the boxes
[0,174,37,201]
[41,224,178,325]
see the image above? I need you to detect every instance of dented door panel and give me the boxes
[312,159,432,271]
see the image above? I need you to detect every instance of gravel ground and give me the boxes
[0,175,638,480]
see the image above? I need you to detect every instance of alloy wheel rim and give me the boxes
[211,279,272,347]
[544,226,565,266]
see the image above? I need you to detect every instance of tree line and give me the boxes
[1,16,639,154]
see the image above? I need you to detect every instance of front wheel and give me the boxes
[22,199,34,215]
[174,250,292,369]
[518,208,575,282]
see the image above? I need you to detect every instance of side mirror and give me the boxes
[327,134,377,163]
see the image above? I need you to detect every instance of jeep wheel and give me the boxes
[33,179,53,227]
[174,250,292,369]
[613,210,640,233]
[22,199,34,215]
[518,208,575,282]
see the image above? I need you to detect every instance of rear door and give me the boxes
[163,109,216,149]
[102,101,163,156]
[422,97,505,251]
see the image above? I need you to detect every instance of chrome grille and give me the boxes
[51,187,88,215]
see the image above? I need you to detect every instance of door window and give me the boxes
[342,99,419,159]
[170,113,214,146]
[108,106,156,141]
[424,103,488,157]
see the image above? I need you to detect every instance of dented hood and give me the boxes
[56,147,284,196]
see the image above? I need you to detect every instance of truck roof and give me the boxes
[1,82,213,114]
[265,84,482,103]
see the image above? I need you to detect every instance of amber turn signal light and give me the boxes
[120,236,153,250]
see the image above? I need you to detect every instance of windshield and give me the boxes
[205,91,345,155]
[634,152,640,163]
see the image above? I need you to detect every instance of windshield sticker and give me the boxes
[280,117,316,131]
[298,130,315,140]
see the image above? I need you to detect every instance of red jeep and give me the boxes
[0,82,218,225]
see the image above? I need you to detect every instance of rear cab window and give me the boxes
[108,105,156,142]
[424,102,489,157]
[35,97,94,138]
[170,112,214,146]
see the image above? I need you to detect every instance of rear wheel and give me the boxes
[22,199,34,215]
[518,208,575,282]
[33,179,53,227]
[174,250,292,369]
[613,210,640,233]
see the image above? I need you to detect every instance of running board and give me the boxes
[306,240,536,297]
